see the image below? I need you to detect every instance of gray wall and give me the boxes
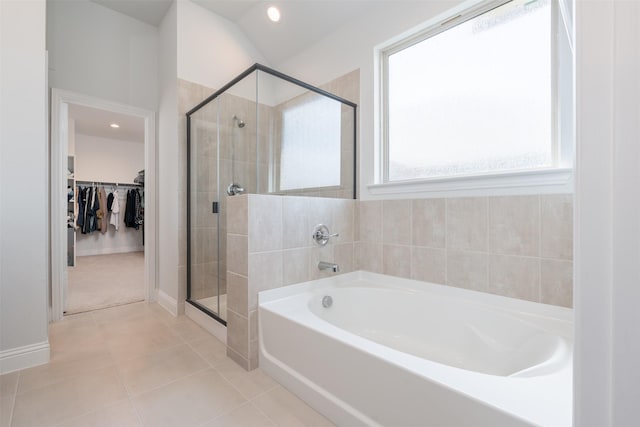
[46,0,159,111]
[0,0,49,370]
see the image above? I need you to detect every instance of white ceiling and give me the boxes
[192,0,260,22]
[69,104,145,143]
[89,0,173,27]
[193,1,378,65]
[88,0,384,65]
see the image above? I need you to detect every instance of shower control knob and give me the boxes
[226,183,245,196]
[312,224,339,246]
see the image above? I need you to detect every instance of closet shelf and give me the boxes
[76,180,143,187]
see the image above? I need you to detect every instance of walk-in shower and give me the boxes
[186,63,357,324]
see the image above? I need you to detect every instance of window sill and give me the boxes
[367,168,573,198]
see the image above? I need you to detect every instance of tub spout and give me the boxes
[318,261,340,273]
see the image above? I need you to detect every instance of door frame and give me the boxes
[50,89,157,321]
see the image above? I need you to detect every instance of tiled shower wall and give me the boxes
[178,79,212,303]
[357,195,573,308]
[226,194,356,370]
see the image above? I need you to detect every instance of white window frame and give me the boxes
[371,0,574,197]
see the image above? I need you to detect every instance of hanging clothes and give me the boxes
[107,192,114,212]
[83,185,99,233]
[134,189,143,230]
[92,186,100,232]
[76,186,86,231]
[124,189,133,228]
[73,186,79,230]
[97,187,108,234]
[82,186,93,234]
[109,189,120,231]
[124,188,144,230]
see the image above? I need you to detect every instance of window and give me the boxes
[279,96,341,191]
[381,0,568,185]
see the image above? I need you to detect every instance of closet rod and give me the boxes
[75,180,143,188]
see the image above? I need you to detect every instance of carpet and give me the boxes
[66,251,145,314]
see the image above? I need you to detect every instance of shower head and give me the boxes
[233,115,245,128]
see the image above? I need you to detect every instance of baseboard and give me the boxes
[157,289,179,317]
[0,341,50,374]
[185,302,227,344]
[76,247,144,257]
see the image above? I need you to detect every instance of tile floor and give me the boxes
[0,302,333,427]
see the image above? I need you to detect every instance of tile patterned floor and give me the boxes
[0,302,334,427]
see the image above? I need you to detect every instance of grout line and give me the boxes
[485,197,490,287]
[49,399,132,427]
[182,336,218,370]
[208,366,254,409]
[538,195,543,303]
[7,370,20,427]
[248,382,280,402]
[409,199,414,279]
[128,365,213,399]
[444,197,448,285]
[249,391,281,427]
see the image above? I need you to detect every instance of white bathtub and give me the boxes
[259,271,572,427]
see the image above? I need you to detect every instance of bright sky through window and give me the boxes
[387,0,552,181]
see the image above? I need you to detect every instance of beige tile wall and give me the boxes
[225,193,572,371]
[356,195,573,308]
[179,79,215,302]
[226,194,356,370]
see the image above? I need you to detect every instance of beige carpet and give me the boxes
[66,252,144,314]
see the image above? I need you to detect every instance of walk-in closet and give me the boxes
[64,104,147,314]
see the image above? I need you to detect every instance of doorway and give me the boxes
[51,90,157,321]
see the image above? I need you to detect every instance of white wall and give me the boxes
[157,1,179,306]
[177,0,268,89]
[276,2,454,201]
[610,5,640,424]
[75,134,144,184]
[574,1,640,425]
[46,0,159,111]
[0,0,49,371]
[154,0,267,312]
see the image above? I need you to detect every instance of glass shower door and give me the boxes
[188,98,224,321]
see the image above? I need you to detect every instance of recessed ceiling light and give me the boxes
[267,6,280,22]
[110,123,120,128]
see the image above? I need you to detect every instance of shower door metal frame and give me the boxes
[185,63,358,325]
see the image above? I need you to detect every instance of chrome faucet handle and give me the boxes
[312,224,339,246]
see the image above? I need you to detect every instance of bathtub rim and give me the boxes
[259,270,573,324]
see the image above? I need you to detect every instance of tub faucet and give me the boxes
[318,261,340,273]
